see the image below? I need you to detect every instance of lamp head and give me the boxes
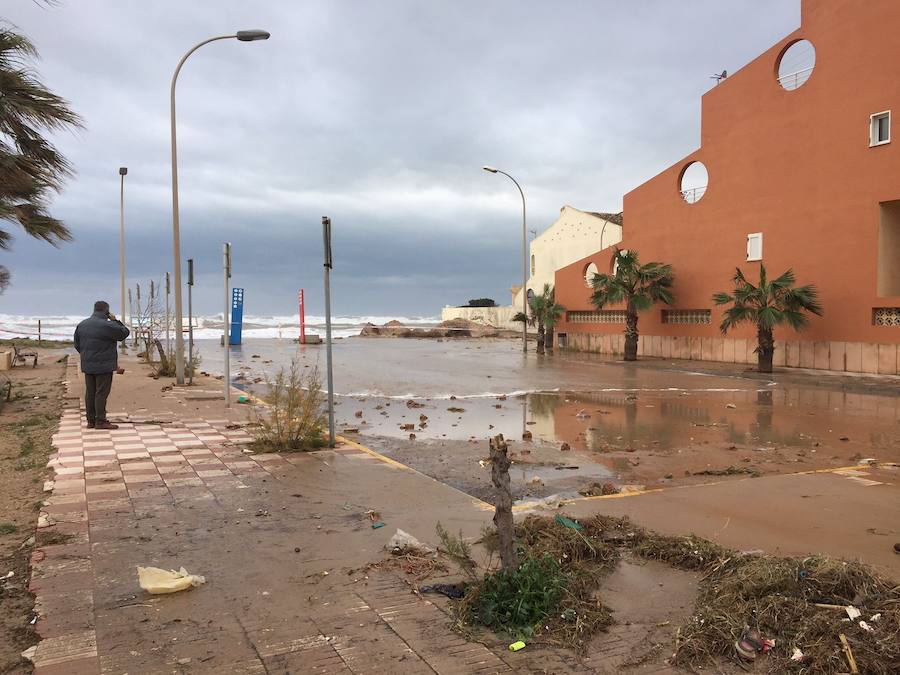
[482,165,499,174]
[119,167,128,176]
[236,30,270,41]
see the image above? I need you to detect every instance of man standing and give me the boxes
[74,301,130,430]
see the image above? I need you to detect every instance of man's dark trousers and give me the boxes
[85,372,114,425]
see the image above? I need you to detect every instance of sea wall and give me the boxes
[440,306,524,332]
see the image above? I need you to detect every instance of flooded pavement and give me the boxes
[202,337,900,502]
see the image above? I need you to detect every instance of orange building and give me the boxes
[554,0,900,375]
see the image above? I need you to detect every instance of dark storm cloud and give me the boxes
[1,1,800,315]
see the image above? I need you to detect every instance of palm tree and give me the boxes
[713,266,822,373]
[0,25,82,291]
[513,284,564,354]
[590,248,674,361]
[540,285,565,351]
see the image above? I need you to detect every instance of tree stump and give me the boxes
[490,434,518,571]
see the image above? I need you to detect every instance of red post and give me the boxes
[298,289,306,344]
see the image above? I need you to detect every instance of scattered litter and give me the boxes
[528,476,544,487]
[447,407,466,413]
[371,522,385,529]
[387,529,434,556]
[560,443,570,452]
[845,605,861,620]
[400,424,415,431]
[859,620,874,632]
[839,436,850,442]
[554,465,579,470]
[2,571,13,580]
[419,583,465,599]
[406,399,425,408]
[508,641,526,652]
[839,633,858,673]
[236,395,250,404]
[790,647,804,662]
[554,514,583,532]
[137,566,206,594]
[857,457,876,466]
[522,430,533,441]
[578,482,620,496]
[725,403,737,409]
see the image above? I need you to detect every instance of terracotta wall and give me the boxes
[554,0,900,372]
[561,332,900,376]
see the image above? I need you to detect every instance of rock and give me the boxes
[341,428,360,434]
[447,407,465,413]
[400,423,415,431]
[419,414,428,422]
[529,476,544,487]
[725,403,737,409]
[522,430,533,441]
[560,443,571,452]
[497,395,507,401]
[409,433,416,440]
[406,399,425,408]
[354,411,363,418]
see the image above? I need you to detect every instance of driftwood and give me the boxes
[490,434,518,571]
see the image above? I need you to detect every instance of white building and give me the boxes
[513,205,623,308]
[442,205,622,329]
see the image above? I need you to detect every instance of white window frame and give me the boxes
[870,110,891,147]
[747,233,763,262]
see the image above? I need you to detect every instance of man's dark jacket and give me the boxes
[74,312,130,374]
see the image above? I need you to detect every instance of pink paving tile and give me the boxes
[124,474,164,485]
[85,482,127,494]
[196,468,234,478]
[83,450,115,458]
[112,443,147,451]
[164,476,204,487]
[120,461,156,471]
[83,460,117,469]
[116,451,150,460]
[153,454,187,463]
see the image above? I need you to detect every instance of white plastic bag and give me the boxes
[138,566,206,594]
[386,529,433,555]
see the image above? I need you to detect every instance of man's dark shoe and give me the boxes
[94,421,119,430]
[86,421,96,429]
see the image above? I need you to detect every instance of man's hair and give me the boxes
[94,300,110,313]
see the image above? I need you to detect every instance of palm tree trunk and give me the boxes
[757,325,775,373]
[537,322,545,355]
[545,327,554,351]
[624,303,639,361]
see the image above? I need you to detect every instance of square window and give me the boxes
[747,233,763,262]
[870,111,890,146]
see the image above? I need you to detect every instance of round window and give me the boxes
[680,161,708,204]
[584,262,598,288]
[777,39,815,91]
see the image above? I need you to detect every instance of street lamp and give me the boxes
[483,166,528,353]
[170,29,270,384]
[118,167,128,334]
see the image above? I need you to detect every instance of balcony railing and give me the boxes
[681,186,707,204]
[777,66,814,91]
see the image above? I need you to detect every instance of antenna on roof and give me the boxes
[710,70,727,84]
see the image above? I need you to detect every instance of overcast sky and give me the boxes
[2,1,800,318]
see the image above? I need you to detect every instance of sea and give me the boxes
[0,313,440,343]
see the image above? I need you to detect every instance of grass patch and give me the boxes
[0,522,19,535]
[691,465,761,478]
[460,514,899,672]
[436,521,476,576]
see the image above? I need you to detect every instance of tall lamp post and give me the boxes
[118,167,128,335]
[170,29,270,384]
[483,166,528,353]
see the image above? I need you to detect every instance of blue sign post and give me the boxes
[230,288,244,345]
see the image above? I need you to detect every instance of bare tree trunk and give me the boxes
[536,322,545,355]
[489,434,518,571]
[757,325,774,373]
[624,304,639,361]
[152,338,169,374]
